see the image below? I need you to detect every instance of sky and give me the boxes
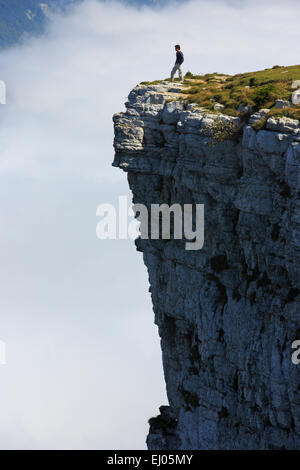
[0,0,299,450]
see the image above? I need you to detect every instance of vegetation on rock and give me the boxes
[141,65,300,123]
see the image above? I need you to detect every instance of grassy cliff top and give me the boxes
[141,64,300,122]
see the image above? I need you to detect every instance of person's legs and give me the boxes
[170,64,178,82]
[178,64,183,81]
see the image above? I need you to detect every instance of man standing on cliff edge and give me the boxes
[171,44,184,82]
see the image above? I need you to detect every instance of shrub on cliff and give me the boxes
[201,118,243,146]
[252,84,276,107]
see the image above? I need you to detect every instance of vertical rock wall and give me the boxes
[113,83,300,450]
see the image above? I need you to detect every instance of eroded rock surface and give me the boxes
[113,83,300,450]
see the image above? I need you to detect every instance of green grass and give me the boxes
[139,77,183,85]
[181,65,300,118]
[140,65,300,123]
[140,79,168,86]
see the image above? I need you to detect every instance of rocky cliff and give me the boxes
[113,82,300,450]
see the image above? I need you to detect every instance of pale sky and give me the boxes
[0,0,299,449]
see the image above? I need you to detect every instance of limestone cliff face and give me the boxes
[113,82,300,450]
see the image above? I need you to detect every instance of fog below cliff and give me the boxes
[0,0,299,449]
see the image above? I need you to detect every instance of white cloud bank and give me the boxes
[0,0,299,450]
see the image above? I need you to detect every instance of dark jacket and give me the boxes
[176,51,184,65]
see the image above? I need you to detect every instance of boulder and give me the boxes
[292,89,300,105]
[248,108,270,125]
[292,80,300,90]
[214,103,225,111]
[275,99,291,109]
[168,85,184,93]
[238,104,253,114]
[186,103,200,110]
[266,116,300,133]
